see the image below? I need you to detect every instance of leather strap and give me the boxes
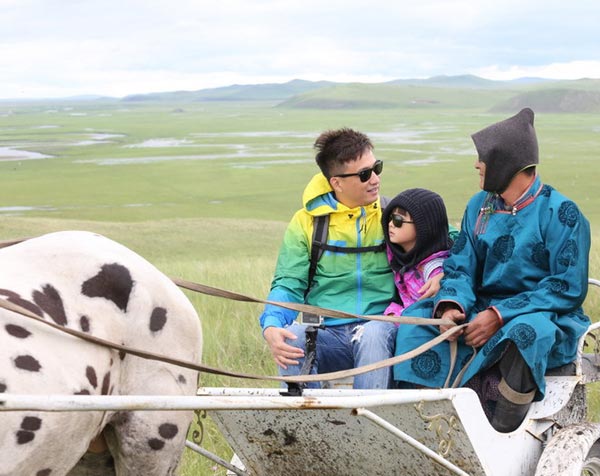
[0,294,466,384]
[0,237,28,249]
[172,277,456,327]
[498,378,536,404]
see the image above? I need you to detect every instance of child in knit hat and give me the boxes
[381,188,453,317]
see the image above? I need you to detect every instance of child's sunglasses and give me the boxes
[333,160,383,183]
[389,214,414,228]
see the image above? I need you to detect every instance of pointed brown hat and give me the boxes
[471,108,539,193]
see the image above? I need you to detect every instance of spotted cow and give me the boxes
[0,231,203,476]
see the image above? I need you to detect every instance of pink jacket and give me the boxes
[384,250,449,317]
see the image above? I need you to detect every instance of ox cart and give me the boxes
[193,278,600,475]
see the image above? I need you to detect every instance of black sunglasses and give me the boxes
[333,160,383,183]
[389,214,414,228]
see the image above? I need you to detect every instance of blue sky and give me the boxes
[1,0,600,99]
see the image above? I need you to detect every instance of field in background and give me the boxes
[1,99,600,475]
[2,100,600,225]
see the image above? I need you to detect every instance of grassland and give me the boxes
[1,98,600,475]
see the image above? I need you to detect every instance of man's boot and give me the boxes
[491,342,537,432]
[491,379,535,432]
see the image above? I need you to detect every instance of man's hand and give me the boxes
[464,309,502,347]
[418,273,443,300]
[440,308,466,341]
[263,327,305,369]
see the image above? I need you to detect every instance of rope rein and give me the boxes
[172,277,457,327]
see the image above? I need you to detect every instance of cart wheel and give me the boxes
[583,442,600,475]
[535,422,600,476]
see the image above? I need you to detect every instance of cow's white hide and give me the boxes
[0,231,202,476]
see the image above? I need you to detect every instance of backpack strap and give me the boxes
[306,214,329,297]
[317,242,385,254]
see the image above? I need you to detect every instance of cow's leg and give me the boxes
[107,410,194,476]
[104,362,198,476]
[67,432,116,476]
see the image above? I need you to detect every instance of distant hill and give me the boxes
[491,88,600,113]
[385,74,505,89]
[278,82,518,110]
[99,76,600,113]
[277,77,600,112]
[122,79,335,102]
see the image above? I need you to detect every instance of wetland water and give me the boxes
[0,147,52,161]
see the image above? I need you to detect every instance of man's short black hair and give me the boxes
[314,128,373,178]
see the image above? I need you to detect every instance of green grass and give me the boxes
[1,100,600,475]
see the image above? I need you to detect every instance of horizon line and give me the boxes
[1,74,599,102]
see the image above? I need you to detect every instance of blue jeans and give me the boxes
[280,320,397,389]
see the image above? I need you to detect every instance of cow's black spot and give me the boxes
[150,307,167,332]
[158,423,178,439]
[16,430,35,444]
[5,324,31,338]
[21,416,42,431]
[81,263,133,312]
[36,470,52,476]
[86,366,98,388]
[119,350,126,360]
[0,289,43,317]
[80,315,90,333]
[33,284,67,326]
[14,355,41,372]
[74,389,90,395]
[177,374,187,385]
[101,372,111,395]
[148,438,165,450]
[0,381,7,393]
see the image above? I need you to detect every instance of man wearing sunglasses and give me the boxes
[259,127,398,389]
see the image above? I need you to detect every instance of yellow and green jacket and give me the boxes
[260,173,395,330]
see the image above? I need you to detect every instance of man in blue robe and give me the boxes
[393,108,591,432]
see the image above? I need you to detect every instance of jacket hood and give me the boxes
[302,173,337,216]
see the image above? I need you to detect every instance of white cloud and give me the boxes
[1,0,600,98]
